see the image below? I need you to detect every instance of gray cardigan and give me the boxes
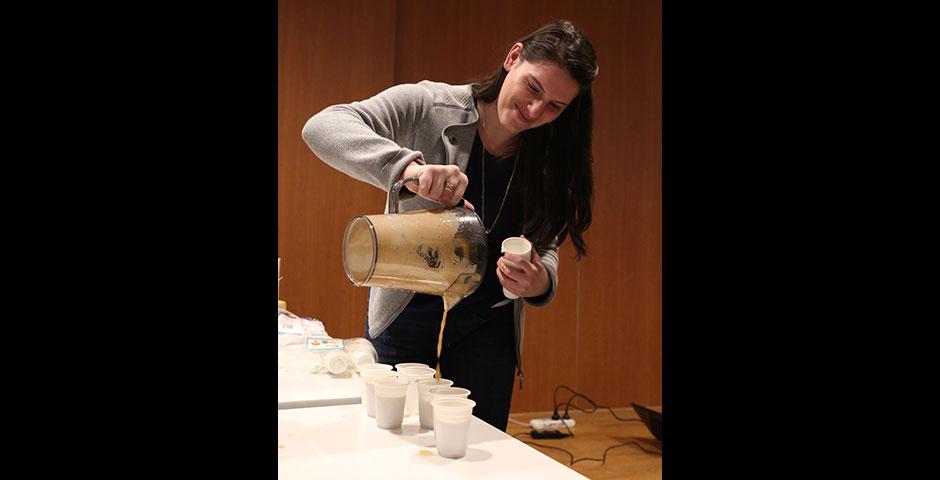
[302,80,559,382]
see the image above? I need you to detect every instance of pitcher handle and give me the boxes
[388,177,465,213]
[388,177,420,214]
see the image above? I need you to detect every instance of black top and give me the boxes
[403,132,523,317]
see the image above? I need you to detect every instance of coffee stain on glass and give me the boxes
[416,245,442,269]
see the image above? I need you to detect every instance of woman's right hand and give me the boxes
[402,161,474,211]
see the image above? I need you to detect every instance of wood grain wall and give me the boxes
[278,0,661,412]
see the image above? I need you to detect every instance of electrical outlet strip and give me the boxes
[530,418,576,431]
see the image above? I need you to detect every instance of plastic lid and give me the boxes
[349,349,376,368]
[324,350,350,375]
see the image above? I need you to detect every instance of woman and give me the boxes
[303,19,597,431]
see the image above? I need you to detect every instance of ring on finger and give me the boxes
[444,182,457,192]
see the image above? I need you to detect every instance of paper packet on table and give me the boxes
[277,309,328,340]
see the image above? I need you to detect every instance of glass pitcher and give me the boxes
[342,177,487,311]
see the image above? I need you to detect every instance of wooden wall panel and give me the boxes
[278,0,395,339]
[279,0,661,412]
[576,0,662,408]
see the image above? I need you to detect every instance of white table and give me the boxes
[278,404,589,479]
[277,371,362,409]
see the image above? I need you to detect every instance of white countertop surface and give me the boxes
[277,371,362,409]
[278,404,588,479]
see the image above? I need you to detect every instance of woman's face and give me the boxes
[497,43,581,134]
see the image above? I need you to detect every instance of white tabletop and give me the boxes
[278,404,588,479]
[277,371,362,409]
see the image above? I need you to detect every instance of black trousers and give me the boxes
[364,302,517,431]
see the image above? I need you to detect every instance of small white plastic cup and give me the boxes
[500,237,532,299]
[345,338,378,369]
[361,369,398,418]
[348,349,376,368]
[398,366,437,417]
[356,364,393,409]
[373,377,409,429]
[427,386,471,429]
[323,350,351,375]
[416,378,454,429]
[394,362,429,371]
[431,397,476,458]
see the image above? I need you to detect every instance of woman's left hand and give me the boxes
[496,243,551,299]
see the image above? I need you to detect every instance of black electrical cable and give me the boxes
[557,391,645,423]
[559,399,644,423]
[570,440,663,464]
[512,432,577,464]
[552,384,581,419]
[511,431,662,466]
[551,387,646,438]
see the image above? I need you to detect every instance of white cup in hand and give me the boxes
[500,237,532,299]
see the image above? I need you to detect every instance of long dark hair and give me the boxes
[471,19,598,258]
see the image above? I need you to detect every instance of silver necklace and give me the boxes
[479,104,521,235]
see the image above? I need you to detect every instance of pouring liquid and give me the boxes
[435,294,461,379]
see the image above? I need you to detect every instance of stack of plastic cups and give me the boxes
[397,366,436,417]
[392,363,429,411]
[361,368,398,418]
[357,363,393,412]
[427,386,471,429]
[415,378,454,429]
[373,377,410,429]
[431,397,477,458]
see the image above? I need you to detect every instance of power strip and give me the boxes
[530,429,569,439]
[530,418,576,432]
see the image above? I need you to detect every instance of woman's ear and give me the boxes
[502,42,524,71]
